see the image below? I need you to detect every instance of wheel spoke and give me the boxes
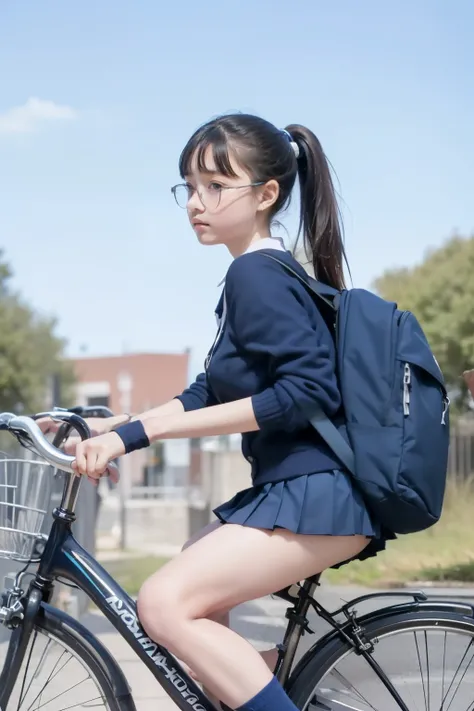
[443,645,474,711]
[17,630,40,711]
[37,697,104,711]
[26,638,56,711]
[440,637,474,711]
[26,676,99,711]
[425,630,431,711]
[21,640,68,711]
[300,619,474,711]
[1,627,110,711]
[25,649,74,711]
[330,668,379,711]
[442,631,447,710]
[414,630,429,711]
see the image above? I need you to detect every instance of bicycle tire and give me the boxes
[0,601,136,711]
[287,608,474,711]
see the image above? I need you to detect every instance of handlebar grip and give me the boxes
[8,416,77,473]
[2,412,120,482]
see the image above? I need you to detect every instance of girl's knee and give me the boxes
[137,575,186,648]
[137,567,231,648]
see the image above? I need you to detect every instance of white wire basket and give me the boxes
[0,454,57,563]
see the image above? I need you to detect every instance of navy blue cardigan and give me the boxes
[176,249,343,485]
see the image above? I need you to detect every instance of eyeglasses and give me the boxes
[171,181,265,210]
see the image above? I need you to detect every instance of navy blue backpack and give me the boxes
[263,253,450,535]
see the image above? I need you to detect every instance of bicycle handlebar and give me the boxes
[0,411,118,478]
[0,414,77,473]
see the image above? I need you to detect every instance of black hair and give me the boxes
[179,113,348,290]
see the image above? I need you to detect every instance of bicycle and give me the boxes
[1,409,474,711]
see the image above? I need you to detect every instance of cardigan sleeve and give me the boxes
[175,371,218,411]
[224,253,341,432]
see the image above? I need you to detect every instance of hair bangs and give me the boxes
[179,125,239,179]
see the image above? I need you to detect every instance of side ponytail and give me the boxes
[285,124,348,291]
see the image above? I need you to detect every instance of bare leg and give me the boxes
[180,520,278,707]
[137,524,368,709]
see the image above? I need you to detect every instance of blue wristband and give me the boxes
[113,420,150,454]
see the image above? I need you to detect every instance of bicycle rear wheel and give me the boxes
[288,610,474,711]
[0,602,135,711]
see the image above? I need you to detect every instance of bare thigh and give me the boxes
[182,519,228,618]
[140,524,368,622]
[182,519,224,551]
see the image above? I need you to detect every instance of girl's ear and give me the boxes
[256,179,280,213]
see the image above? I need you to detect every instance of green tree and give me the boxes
[373,234,474,406]
[0,251,75,413]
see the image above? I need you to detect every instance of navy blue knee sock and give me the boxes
[235,676,299,711]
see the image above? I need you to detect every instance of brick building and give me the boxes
[71,351,191,489]
[72,352,189,413]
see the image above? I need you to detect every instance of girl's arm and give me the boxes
[142,397,259,442]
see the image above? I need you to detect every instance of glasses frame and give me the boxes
[170,181,265,209]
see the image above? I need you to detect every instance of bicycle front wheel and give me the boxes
[0,602,135,711]
[288,609,474,711]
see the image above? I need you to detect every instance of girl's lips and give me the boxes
[193,222,209,232]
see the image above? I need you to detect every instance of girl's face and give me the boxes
[181,146,279,256]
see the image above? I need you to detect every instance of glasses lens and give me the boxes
[201,185,221,211]
[173,185,189,209]
[172,184,223,210]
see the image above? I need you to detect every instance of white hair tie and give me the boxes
[280,129,300,160]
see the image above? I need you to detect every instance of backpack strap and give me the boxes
[308,406,356,475]
[259,252,339,311]
[259,251,356,476]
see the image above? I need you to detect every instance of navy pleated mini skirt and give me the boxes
[213,469,395,567]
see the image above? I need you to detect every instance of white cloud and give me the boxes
[0,97,78,135]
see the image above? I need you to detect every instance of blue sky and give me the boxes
[0,0,473,378]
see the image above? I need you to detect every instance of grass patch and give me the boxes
[417,561,474,583]
[324,477,474,588]
[101,554,169,596]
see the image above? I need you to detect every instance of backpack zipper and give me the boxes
[441,396,450,425]
[403,361,450,425]
[403,363,411,416]
[385,311,410,425]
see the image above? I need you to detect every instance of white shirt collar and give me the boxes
[217,237,286,287]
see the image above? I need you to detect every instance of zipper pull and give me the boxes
[441,396,450,425]
[403,363,411,416]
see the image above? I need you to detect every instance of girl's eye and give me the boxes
[185,183,195,196]
[208,182,223,193]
